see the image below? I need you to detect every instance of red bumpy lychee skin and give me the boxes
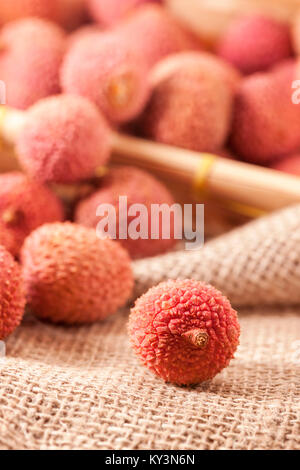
[21,222,134,325]
[272,154,300,176]
[0,245,26,340]
[75,166,177,259]
[88,0,162,26]
[138,52,234,152]
[16,94,111,184]
[230,61,300,164]
[114,4,202,69]
[61,33,150,125]
[218,15,292,75]
[0,18,66,109]
[0,172,64,256]
[129,279,240,386]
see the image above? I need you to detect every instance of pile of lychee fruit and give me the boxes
[0,0,299,386]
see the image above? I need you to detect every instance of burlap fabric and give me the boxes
[134,204,300,306]
[0,205,300,450]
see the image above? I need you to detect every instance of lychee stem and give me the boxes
[182,329,209,349]
[2,207,21,225]
[106,72,134,109]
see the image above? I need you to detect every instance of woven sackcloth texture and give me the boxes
[0,308,299,450]
[133,204,300,306]
[0,204,300,450]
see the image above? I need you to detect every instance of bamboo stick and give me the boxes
[1,106,300,213]
[111,133,300,212]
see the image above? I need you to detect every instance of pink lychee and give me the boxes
[218,15,292,75]
[138,52,234,152]
[0,172,64,255]
[0,18,66,109]
[75,166,177,259]
[16,94,111,184]
[61,33,150,125]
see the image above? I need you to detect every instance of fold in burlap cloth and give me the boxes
[1,205,300,450]
[134,204,300,306]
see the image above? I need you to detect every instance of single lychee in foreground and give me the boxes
[129,279,240,385]
[0,245,26,340]
[21,222,134,324]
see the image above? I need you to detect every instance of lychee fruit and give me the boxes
[0,18,66,109]
[114,4,202,69]
[230,62,300,164]
[218,15,292,75]
[272,154,300,176]
[138,52,234,152]
[21,222,134,324]
[61,33,150,125]
[88,0,162,26]
[0,172,64,256]
[0,245,26,340]
[16,94,111,184]
[75,166,177,259]
[128,279,240,386]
